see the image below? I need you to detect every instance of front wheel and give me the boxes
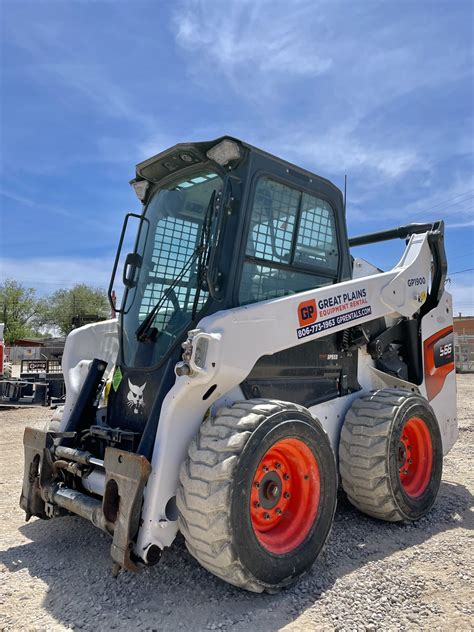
[339,389,443,522]
[177,399,338,593]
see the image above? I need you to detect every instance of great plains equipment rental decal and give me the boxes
[297,289,371,339]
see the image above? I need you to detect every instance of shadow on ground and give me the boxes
[2,480,473,631]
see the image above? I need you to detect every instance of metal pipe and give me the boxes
[349,221,441,247]
[49,485,110,533]
[55,445,104,468]
[81,468,106,496]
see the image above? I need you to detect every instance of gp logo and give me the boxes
[298,299,317,327]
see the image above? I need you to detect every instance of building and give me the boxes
[8,336,66,363]
[454,315,474,336]
[454,315,474,373]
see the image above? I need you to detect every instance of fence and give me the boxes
[455,334,474,373]
[5,346,42,363]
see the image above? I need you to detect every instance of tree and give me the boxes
[0,279,42,344]
[43,285,110,335]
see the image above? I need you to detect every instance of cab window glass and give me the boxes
[295,193,339,272]
[240,177,339,305]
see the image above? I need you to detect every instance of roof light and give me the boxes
[207,139,241,166]
[131,179,149,202]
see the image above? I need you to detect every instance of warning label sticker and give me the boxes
[112,366,123,392]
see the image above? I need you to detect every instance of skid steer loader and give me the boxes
[20,137,457,592]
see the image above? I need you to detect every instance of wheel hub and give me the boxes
[398,416,433,497]
[250,438,321,554]
[259,471,282,509]
[398,442,407,466]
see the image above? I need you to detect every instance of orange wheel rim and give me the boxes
[398,416,433,497]
[250,438,320,554]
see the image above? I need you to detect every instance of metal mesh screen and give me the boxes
[241,177,339,305]
[247,178,300,262]
[295,193,339,272]
[138,216,206,328]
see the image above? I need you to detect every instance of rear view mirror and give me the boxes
[108,213,149,314]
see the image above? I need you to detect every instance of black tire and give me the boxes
[339,388,443,522]
[177,399,337,593]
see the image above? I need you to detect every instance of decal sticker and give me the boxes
[112,366,123,392]
[298,299,317,327]
[127,379,147,414]
[297,306,372,339]
[407,277,426,287]
[423,327,454,400]
[297,288,371,339]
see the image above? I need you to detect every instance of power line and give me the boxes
[411,189,474,218]
[448,268,474,276]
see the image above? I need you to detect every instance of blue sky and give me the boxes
[1,0,473,313]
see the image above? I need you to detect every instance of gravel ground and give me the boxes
[1,376,472,631]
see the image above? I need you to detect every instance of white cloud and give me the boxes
[272,125,421,180]
[173,0,332,98]
[171,0,472,196]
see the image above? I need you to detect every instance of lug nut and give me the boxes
[263,465,269,472]
[283,474,290,480]
[254,501,260,508]
[284,492,290,499]
[276,508,282,515]
[255,482,260,488]
[264,512,270,520]
[275,462,281,469]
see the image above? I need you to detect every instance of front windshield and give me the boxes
[122,170,223,368]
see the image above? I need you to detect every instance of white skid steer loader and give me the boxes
[20,137,457,592]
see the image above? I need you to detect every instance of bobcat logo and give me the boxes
[126,379,146,414]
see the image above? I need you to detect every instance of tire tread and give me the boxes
[338,388,423,522]
[177,399,306,592]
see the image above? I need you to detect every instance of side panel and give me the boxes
[240,334,360,408]
[419,291,457,454]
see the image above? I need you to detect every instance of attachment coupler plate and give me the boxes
[19,427,152,572]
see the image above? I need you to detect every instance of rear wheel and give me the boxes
[177,399,337,592]
[339,389,443,522]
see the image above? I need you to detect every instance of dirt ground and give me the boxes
[1,376,472,631]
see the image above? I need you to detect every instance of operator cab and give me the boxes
[106,137,352,450]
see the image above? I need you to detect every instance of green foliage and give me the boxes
[43,284,110,335]
[0,279,41,344]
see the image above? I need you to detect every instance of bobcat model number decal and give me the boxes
[423,327,454,400]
